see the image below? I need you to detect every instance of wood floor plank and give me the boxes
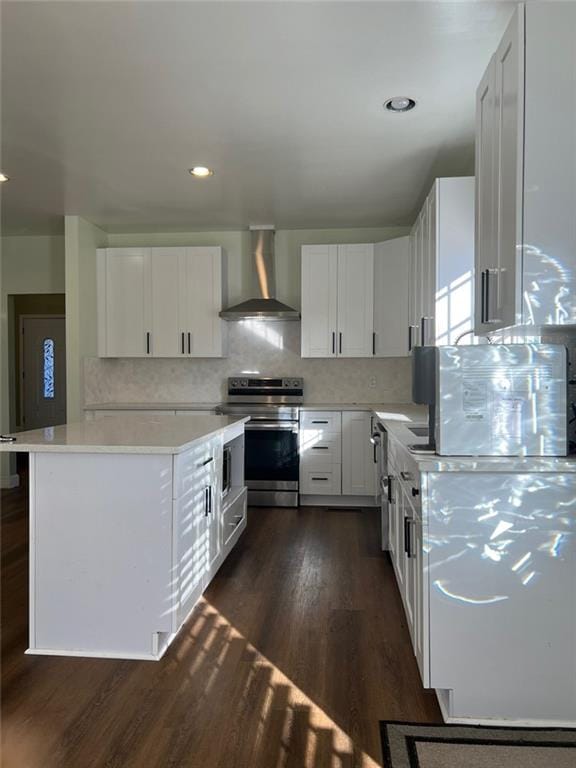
[1,483,441,768]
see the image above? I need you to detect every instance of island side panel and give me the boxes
[31,451,174,659]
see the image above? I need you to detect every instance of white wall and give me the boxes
[107,226,409,310]
[0,235,65,487]
[65,216,108,422]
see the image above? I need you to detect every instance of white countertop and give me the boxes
[84,401,416,413]
[84,402,221,411]
[0,414,249,455]
[301,402,424,414]
[374,409,576,473]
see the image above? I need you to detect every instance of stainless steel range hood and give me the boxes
[220,226,300,321]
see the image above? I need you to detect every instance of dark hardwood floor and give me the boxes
[1,479,440,768]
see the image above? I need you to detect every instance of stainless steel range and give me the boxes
[217,377,303,507]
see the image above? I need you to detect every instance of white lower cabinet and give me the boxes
[173,433,248,636]
[385,430,576,723]
[387,440,428,685]
[342,412,376,496]
[300,410,376,501]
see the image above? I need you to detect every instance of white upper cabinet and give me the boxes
[475,3,576,332]
[301,244,338,357]
[337,244,374,357]
[301,243,374,358]
[98,246,225,358]
[409,178,475,347]
[475,59,498,332]
[408,222,420,350]
[179,247,225,358]
[98,248,151,357]
[373,237,410,357]
[475,9,523,332]
[151,247,184,357]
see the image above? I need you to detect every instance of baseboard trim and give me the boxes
[1,473,20,490]
[300,494,377,508]
[435,688,576,727]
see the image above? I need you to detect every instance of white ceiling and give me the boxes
[1,1,514,235]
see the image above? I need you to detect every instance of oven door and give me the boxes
[244,421,299,507]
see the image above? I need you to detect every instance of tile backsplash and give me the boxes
[84,321,411,405]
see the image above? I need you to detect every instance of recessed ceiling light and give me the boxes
[384,97,416,113]
[0,173,10,183]
[189,166,214,178]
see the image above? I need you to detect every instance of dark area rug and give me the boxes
[380,721,576,768]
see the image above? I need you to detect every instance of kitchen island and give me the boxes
[0,414,248,660]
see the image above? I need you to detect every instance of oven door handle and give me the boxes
[245,422,298,431]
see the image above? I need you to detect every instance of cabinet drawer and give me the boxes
[300,411,342,434]
[397,456,421,516]
[300,467,341,495]
[174,435,222,499]
[387,435,401,472]
[300,434,341,468]
[222,488,248,547]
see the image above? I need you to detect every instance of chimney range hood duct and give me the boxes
[220,226,300,320]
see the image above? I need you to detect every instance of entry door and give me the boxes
[21,316,66,430]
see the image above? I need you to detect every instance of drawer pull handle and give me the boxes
[312,476,329,481]
[404,516,413,557]
[311,420,328,424]
[201,457,214,467]
[312,446,329,450]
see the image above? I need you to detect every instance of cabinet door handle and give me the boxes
[146,332,151,355]
[485,268,501,324]
[372,331,376,356]
[481,270,487,324]
[404,516,413,557]
[188,332,191,354]
[412,487,420,497]
[332,331,336,355]
[420,317,426,346]
[408,325,413,352]
[208,486,212,515]
[201,457,214,467]
[387,475,393,503]
[339,332,342,354]
[204,487,210,516]
[181,332,185,354]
